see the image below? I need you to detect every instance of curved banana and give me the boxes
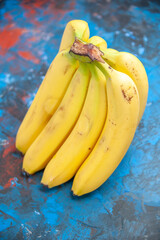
[72,61,140,196]
[89,36,148,123]
[22,63,90,175]
[41,65,107,188]
[103,50,148,124]
[59,20,89,52]
[16,50,79,154]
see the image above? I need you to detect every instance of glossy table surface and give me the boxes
[0,0,160,239]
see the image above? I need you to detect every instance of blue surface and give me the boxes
[0,0,160,239]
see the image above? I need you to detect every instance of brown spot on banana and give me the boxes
[64,64,70,74]
[109,119,116,126]
[105,147,109,152]
[108,65,113,71]
[77,131,83,136]
[100,137,105,144]
[121,88,133,103]
[120,85,136,104]
[59,106,64,111]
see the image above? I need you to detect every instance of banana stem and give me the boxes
[70,38,105,63]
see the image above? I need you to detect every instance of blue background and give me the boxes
[0,0,160,239]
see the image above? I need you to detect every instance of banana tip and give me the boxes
[22,169,30,177]
[41,182,49,188]
[71,190,79,198]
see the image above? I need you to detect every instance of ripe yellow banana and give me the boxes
[72,61,140,196]
[103,50,148,123]
[89,36,148,123]
[59,20,89,52]
[41,65,107,187]
[22,63,90,175]
[16,50,79,154]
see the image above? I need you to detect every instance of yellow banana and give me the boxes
[89,36,147,123]
[59,20,89,52]
[72,61,140,196]
[103,50,148,123]
[16,50,79,154]
[41,65,107,187]
[22,63,90,175]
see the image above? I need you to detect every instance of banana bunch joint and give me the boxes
[16,20,148,196]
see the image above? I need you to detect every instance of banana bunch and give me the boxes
[16,20,148,196]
